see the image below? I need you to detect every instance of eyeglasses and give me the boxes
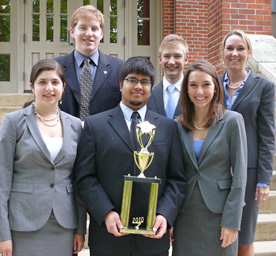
[124,77,151,87]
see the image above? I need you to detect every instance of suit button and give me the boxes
[50,184,55,188]
[51,166,55,170]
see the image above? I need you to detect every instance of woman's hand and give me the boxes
[256,186,270,206]
[0,240,12,256]
[73,234,84,254]
[220,227,238,248]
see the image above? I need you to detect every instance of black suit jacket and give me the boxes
[55,50,124,117]
[147,81,182,118]
[220,70,275,184]
[73,105,187,256]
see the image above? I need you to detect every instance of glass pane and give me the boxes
[46,15,54,42]
[32,14,40,41]
[110,17,117,43]
[0,54,10,81]
[110,0,117,15]
[97,0,103,14]
[47,0,53,13]
[137,0,149,18]
[137,19,150,45]
[83,0,90,5]
[0,0,11,13]
[60,16,67,42]
[32,0,39,13]
[60,0,67,14]
[0,16,10,42]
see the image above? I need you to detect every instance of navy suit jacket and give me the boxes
[220,70,275,185]
[73,105,187,256]
[147,81,182,118]
[55,50,124,117]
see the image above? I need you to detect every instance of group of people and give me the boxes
[0,4,275,256]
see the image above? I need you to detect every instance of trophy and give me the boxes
[120,121,161,235]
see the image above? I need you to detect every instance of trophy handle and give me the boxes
[136,129,143,148]
[133,151,142,171]
[144,153,154,170]
[144,130,156,149]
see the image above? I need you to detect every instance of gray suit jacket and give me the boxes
[177,111,247,230]
[0,105,86,241]
[147,81,182,118]
[220,70,275,185]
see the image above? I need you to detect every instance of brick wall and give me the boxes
[162,0,272,73]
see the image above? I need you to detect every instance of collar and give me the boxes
[119,102,147,122]
[223,69,251,88]
[74,49,99,68]
[163,75,183,92]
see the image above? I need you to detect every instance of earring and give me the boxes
[59,99,62,105]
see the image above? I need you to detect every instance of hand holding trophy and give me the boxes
[120,121,161,235]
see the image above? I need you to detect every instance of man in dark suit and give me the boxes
[73,57,187,256]
[147,34,188,119]
[55,5,124,119]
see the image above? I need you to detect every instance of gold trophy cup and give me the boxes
[120,121,161,235]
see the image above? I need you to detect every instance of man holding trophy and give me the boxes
[73,57,187,256]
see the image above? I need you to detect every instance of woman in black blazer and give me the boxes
[220,30,275,256]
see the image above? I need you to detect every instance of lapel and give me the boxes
[62,51,80,103]
[53,111,72,164]
[24,105,52,163]
[174,97,181,116]
[197,118,226,165]
[92,51,110,100]
[153,82,166,116]
[108,105,134,152]
[178,124,198,170]
[231,71,258,110]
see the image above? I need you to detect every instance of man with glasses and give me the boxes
[73,57,187,256]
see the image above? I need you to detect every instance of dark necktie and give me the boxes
[131,111,140,149]
[79,58,93,121]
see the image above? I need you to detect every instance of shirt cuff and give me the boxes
[257,183,269,187]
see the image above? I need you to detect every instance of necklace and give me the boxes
[33,105,60,127]
[194,123,205,131]
[227,83,242,90]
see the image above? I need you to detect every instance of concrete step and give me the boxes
[271,171,276,190]
[255,214,276,241]
[0,93,33,107]
[0,107,22,124]
[254,241,276,256]
[259,191,276,214]
[0,94,33,123]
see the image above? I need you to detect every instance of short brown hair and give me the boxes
[70,5,104,30]
[180,60,225,130]
[159,34,189,57]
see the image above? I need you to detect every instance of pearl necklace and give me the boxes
[194,123,205,131]
[33,105,60,127]
[227,83,242,90]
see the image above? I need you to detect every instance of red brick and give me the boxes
[239,9,255,14]
[248,4,265,9]
[231,14,247,19]
[247,15,264,20]
[240,20,255,25]
[231,3,247,8]
[256,10,271,15]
